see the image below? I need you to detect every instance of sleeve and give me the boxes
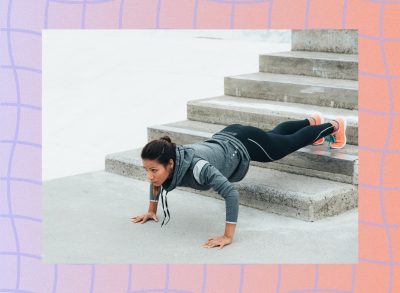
[149,183,161,202]
[194,160,239,224]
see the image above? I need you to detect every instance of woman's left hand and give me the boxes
[202,235,232,249]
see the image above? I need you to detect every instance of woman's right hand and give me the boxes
[131,212,159,224]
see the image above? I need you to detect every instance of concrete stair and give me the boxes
[259,51,358,80]
[105,30,358,222]
[292,29,358,54]
[187,95,358,145]
[224,72,358,110]
[105,149,357,222]
[146,120,358,185]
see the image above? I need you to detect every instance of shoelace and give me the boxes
[160,186,171,227]
[324,134,336,149]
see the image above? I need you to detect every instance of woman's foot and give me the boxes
[309,112,325,145]
[328,117,347,149]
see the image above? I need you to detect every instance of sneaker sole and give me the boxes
[330,117,347,149]
[313,140,325,145]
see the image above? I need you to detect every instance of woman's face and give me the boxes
[142,159,174,187]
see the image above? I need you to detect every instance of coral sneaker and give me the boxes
[311,112,325,145]
[329,117,347,149]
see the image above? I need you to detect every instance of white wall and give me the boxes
[43,30,290,181]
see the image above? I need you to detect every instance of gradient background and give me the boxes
[0,0,399,292]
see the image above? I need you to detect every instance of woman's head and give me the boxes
[141,136,176,187]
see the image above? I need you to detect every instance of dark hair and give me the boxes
[141,136,176,167]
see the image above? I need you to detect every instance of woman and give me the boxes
[132,113,346,249]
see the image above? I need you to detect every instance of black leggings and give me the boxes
[220,120,335,162]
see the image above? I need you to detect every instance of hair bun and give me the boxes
[160,136,172,143]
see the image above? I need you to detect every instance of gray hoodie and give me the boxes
[149,132,251,226]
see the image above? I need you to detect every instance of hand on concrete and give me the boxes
[202,235,232,249]
[131,212,158,224]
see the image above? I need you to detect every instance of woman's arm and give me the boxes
[195,161,240,249]
[148,183,161,214]
[224,222,236,239]
[195,161,240,225]
[131,183,160,224]
[148,200,158,214]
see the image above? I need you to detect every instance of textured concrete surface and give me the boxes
[105,149,357,221]
[43,171,358,264]
[224,72,358,110]
[187,96,359,145]
[292,29,358,54]
[259,51,358,80]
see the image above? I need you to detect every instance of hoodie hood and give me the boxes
[159,145,194,227]
[162,145,194,192]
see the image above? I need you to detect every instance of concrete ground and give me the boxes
[43,170,358,264]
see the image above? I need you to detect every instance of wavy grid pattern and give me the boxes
[0,0,399,292]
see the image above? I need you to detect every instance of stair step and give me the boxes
[147,120,358,185]
[224,72,358,110]
[259,51,358,80]
[105,148,357,222]
[187,95,358,145]
[292,29,358,54]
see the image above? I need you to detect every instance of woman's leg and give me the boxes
[263,123,335,161]
[269,119,311,135]
[222,123,336,162]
